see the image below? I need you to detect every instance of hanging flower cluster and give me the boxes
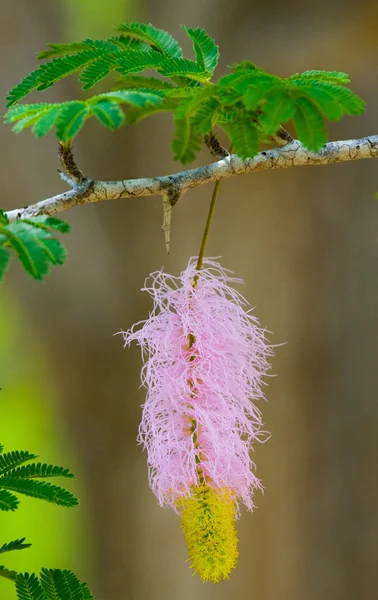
[120,258,273,582]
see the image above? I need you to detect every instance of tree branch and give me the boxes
[5,135,378,222]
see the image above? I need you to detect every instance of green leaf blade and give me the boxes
[0,539,31,554]
[224,113,259,159]
[0,489,19,511]
[293,97,327,151]
[172,118,202,163]
[0,565,18,581]
[116,22,183,58]
[0,451,38,475]
[0,477,79,508]
[8,463,74,480]
[183,26,219,72]
[258,89,296,135]
[15,573,45,600]
[55,102,89,141]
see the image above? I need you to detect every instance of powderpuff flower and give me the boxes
[119,258,273,582]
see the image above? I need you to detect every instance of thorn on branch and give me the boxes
[161,184,184,254]
[58,142,86,183]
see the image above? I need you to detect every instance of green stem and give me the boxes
[193,179,222,286]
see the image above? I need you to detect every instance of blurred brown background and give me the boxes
[1,1,378,599]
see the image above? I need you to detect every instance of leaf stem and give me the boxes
[193,179,221,286]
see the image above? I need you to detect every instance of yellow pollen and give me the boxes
[178,485,239,583]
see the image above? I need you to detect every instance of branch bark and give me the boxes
[5,134,378,222]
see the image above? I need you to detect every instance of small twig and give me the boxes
[271,126,293,146]
[204,133,229,159]
[58,142,86,183]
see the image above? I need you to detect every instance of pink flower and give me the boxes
[119,258,273,512]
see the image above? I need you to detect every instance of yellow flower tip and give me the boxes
[178,485,239,583]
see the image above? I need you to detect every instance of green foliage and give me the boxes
[14,569,94,600]
[0,566,18,581]
[0,539,32,555]
[0,445,90,598]
[0,213,70,281]
[0,444,78,510]
[4,22,366,162]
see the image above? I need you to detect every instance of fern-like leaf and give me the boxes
[289,79,365,119]
[190,97,221,135]
[182,26,219,72]
[32,107,63,137]
[224,113,259,159]
[116,22,182,58]
[258,89,296,135]
[81,583,95,600]
[0,539,31,554]
[0,477,78,507]
[172,118,202,163]
[23,216,71,234]
[7,463,74,480]
[0,451,38,475]
[1,222,67,280]
[112,74,175,90]
[0,489,19,511]
[15,573,45,600]
[293,97,327,151]
[174,86,218,120]
[158,57,211,82]
[55,102,89,141]
[95,89,165,107]
[0,566,18,581]
[91,101,125,129]
[287,69,350,84]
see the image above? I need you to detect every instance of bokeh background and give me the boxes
[1,1,378,599]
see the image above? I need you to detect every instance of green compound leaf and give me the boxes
[0,477,79,508]
[55,102,89,141]
[116,22,183,58]
[81,583,95,600]
[79,54,121,90]
[112,74,175,90]
[32,107,63,137]
[0,451,38,475]
[1,222,66,280]
[287,69,350,84]
[0,539,31,554]
[289,79,365,120]
[23,216,71,234]
[183,26,219,72]
[190,97,221,135]
[174,86,218,120]
[172,118,202,163]
[158,57,211,82]
[224,113,259,159]
[0,566,18,581]
[96,89,165,107]
[0,489,19,512]
[7,463,74,480]
[15,573,45,600]
[293,97,327,151]
[258,89,296,135]
[91,101,125,129]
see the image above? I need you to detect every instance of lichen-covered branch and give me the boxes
[5,135,378,222]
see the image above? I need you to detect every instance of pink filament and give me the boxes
[120,258,273,512]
